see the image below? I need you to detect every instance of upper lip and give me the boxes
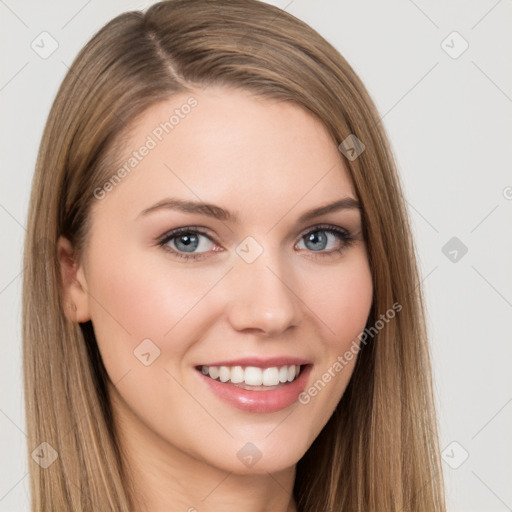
[197,356,312,368]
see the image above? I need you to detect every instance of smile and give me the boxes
[195,363,313,413]
[199,364,301,388]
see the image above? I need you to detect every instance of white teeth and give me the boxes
[244,367,263,386]
[200,364,302,386]
[230,366,244,384]
[262,367,279,386]
[219,366,230,383]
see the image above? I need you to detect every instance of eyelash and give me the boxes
[156,224,355,261]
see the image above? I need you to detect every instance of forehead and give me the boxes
[96,87,357,222]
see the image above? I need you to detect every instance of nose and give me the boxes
[226,249,301,337]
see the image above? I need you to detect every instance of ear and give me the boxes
[57,236,91,323]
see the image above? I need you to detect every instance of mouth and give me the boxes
[196,363,304,390]
[195,363,313,413]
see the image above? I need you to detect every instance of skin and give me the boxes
[58,87,373,512]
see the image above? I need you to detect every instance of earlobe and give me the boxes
[57,236,91,323]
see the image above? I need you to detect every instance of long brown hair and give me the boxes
[22,0,446,510]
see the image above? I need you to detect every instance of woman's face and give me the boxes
[67,87,373,474]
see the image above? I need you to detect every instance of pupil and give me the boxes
[307,231,326,251]
[176,233,198,252]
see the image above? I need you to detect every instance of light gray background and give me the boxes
[1,1,511,510]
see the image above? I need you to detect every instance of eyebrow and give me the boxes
[138,196,361,223]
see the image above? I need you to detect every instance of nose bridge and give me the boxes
[226,238,300,335]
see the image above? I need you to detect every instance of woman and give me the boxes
[22,0,446,510]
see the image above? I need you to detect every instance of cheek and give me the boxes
[84,247,217,435]
[85,241,229,374]
[304,249,373,347]
[294,250,373,425]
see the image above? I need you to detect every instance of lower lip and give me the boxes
[197,365,312,413]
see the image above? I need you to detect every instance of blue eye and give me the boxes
[297,227,354,253]
[157,224,355,261]
[158,227,215,260]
